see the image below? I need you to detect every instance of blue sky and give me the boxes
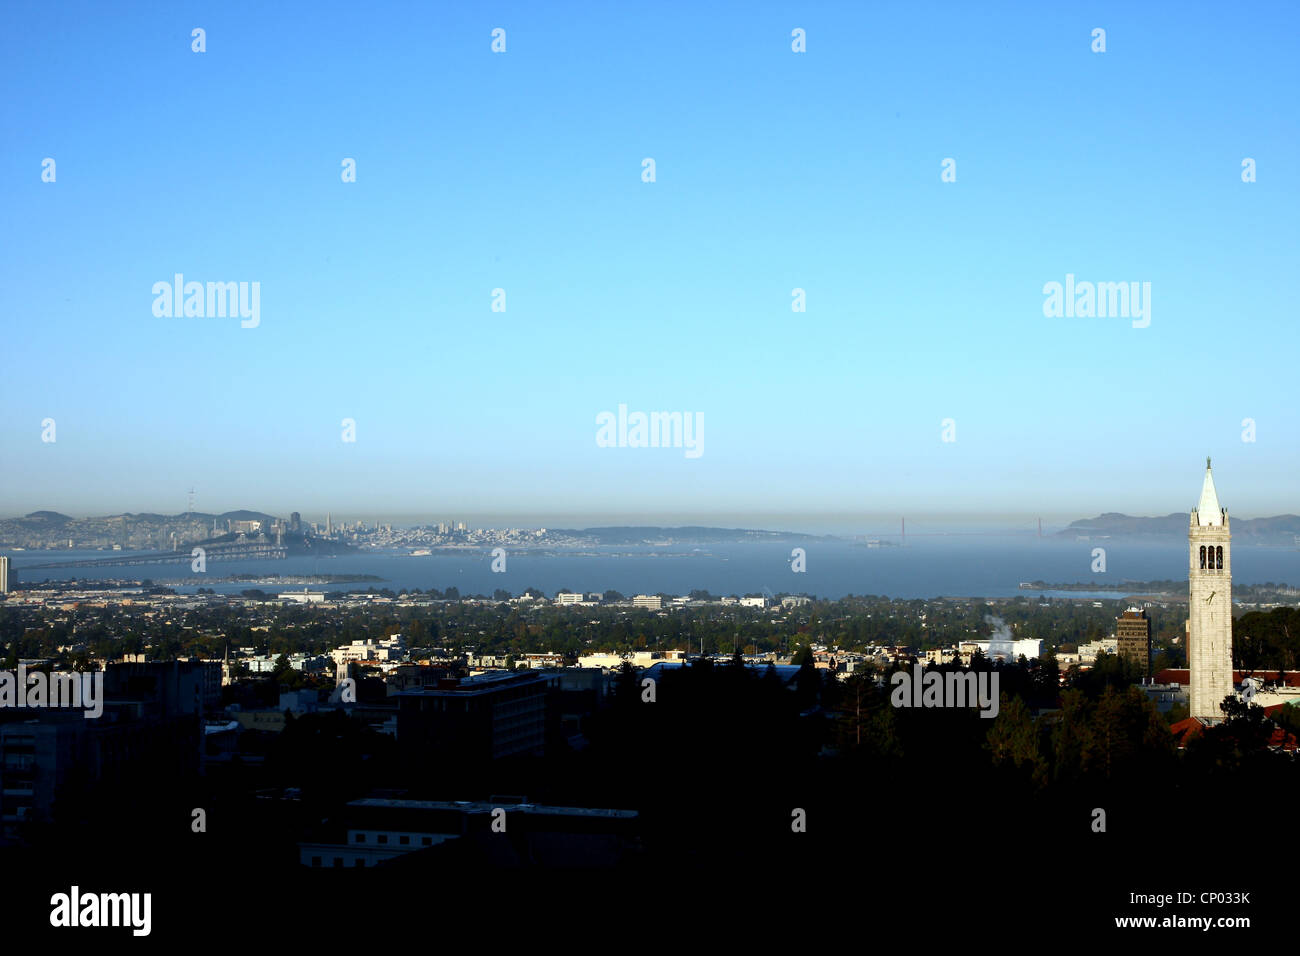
[2,1,1297,524]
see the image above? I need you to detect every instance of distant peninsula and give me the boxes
[1057,513,1300,544]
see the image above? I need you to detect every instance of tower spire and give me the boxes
[1195,458,1223,526]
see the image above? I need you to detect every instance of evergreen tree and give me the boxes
[986,692,1041,776]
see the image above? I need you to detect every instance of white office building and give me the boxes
[279,589,326,604]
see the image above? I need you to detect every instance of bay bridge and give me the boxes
[18,544,288,571]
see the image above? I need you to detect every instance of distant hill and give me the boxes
[17,511,73,525]
[1059,512,1300,543]
[0,509,283,551]
[565,526,830,544]
[218,510,278,522]
[98,510,278,523]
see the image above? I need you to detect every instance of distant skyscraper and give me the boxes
[1188,459,1234,724]
[0,555,9,594]
[1116,607,1151,676]
[326,512,332,536]
[290,512,301,533]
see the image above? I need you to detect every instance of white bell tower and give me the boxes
[1187,458,1234,723]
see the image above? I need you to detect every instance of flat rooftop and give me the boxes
[348,797,637,819]
[395,669,550,696]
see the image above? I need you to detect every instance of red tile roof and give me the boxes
[1268,726,1299,751]
[1167,714,1298,751]
[1168,716,1206,745]
[1154,669,1300,687]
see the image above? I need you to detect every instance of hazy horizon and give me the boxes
[4,506,1295,540]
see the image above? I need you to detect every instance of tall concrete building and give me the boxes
[1116,607,1151,676]
[0,555,9,594]
[397,670,551,763]
[1188,459,1234,723]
